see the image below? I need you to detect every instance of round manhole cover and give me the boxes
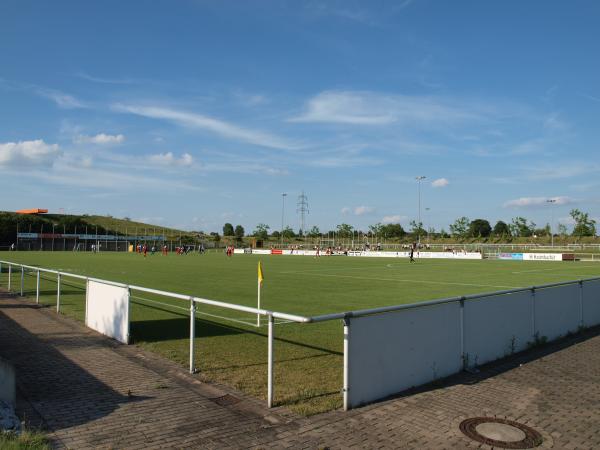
[459,417,543,449]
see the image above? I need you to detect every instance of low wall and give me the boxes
[234,248,483,259]
[0,357,16,406]
[346,279,600,408]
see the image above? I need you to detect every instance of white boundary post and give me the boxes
[257,279,261,328]
[20,266,24,296]
[8,264,11,291]
[36,269,40,304]
[56,273,61,313]
[189,298,196,374]
[267,314,274,408]
[343,317,350,411]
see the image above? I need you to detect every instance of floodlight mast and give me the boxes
[281,193,287,248]
[547,198,556,247]
[415,176,426,245]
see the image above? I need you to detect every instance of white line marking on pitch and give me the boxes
[286,272,521,289]
[511,266,598,274]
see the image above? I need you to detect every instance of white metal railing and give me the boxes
[0,260,308,409]
[1,259,599,411]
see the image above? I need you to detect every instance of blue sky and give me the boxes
[1,0,599,233]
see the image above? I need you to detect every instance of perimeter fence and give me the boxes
[1,259,599,411]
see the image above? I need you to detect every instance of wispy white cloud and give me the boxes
[354,205,375,216]
[341,205,375,216]
[35,88,87,109]
[578,92,600,103]
[290,91,481,126]
[231,89,268,107]
[431,178,449,188]
[74,133,125,145]
[525,163,600,180]
[113,103,298,150]
[503,196,574,208]
[149,152,194,167]
[382,215,406,224]
[75,71,133,84]
[0,140,62,168]
[302,0,413,26]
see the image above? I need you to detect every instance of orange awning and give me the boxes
[16,209,48,214]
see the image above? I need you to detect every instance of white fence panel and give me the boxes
[534,284,581,341]
[464,291,532,367]
[347,302,461,408]
[582,280,600,326]
[86,280,130,344]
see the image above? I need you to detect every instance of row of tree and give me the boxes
[221,209,597,240]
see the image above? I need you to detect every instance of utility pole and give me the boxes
[546,198,556,247]
[297,191,309,238]
[281,193,287,248]
[415,176,426,245]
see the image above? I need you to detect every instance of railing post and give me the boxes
[56,273,61,313]
[8,264,11,291]
[343,317,350,411]
[267,314,274,408]
[36,269,40,304]
[20,266,24,297]
[189,298,196,374]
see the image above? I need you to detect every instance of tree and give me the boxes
[210,232,220,243]
[380,223,406,238]
[510,217,535,237]
[222,223,234,236]
[570,209,596,237]
[492,220,511,237]
[282,226,295,239]
[234,225,245,239]
[468,219,491,238]
[336,223,354,238]
[449,217,470,238]
[368,223,383,235]
[253,223,270,240]
[307,226,321,237]
[409,220,425,236]
[557,223,568,236]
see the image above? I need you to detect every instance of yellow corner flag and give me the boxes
[258,261,264,286]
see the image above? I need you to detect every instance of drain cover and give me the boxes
[212,394,240,407]
[459,417,543,449]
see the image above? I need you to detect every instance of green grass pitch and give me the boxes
[1,251,599,414]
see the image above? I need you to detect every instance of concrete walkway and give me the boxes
[1,290,599,449]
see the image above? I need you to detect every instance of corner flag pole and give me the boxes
[257,261,264,327]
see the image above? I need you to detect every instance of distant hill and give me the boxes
[0,211,202,245]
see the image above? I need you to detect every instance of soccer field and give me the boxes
[1,251,599,414]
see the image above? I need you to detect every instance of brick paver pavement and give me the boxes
[1,289,600,449]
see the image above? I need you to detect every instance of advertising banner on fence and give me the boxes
[523,253,563,261]
[17,233,165,241]
[499,252,563,261]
